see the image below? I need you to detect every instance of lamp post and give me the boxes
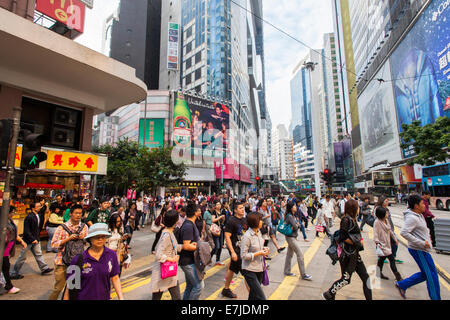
[237,103,247,196]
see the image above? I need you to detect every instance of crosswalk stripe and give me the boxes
[269,236,323,300]
[204,240,288,300]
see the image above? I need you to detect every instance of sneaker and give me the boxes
[302,274,312,281]
[277,247,286,253]
[41,268,54,275]
[221,288,237,298]
[322,290,334,300]
[304,239,310,242]
[285,272,297,277]
[395,281,406,299]
[216,261,225,266]
[8,287,20,294]
[395,259,404,264]
[10,274,24,280]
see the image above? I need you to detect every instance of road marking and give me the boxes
[204,240,288,300]
[269,236,323,300]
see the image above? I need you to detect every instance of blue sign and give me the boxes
[390,0,450,158]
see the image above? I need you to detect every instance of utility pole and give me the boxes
[0,106,22,272]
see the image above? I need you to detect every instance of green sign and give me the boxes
[139,118,165,150]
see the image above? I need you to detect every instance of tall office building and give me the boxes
[293,143,315,188]
[272,124,294,181]
[108,0,162,90]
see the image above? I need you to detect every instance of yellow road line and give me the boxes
[204,240,288,300]
[269,236,323,300]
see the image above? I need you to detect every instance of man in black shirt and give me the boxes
[179,203,202,300]
[222,200,247,298]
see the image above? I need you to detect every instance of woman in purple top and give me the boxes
[64,223,123,300]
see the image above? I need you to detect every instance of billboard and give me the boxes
[390,0,450,158]
[139,118,165,150]
[334,142,345,181]
[36,0,86,33]
[173,92,230,166]
[167,23,179,70]
[358,61,402,170]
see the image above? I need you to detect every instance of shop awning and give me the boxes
[0,8,147,114]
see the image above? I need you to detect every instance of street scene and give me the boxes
[0,0,450,304]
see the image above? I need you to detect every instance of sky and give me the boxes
[76,0,334,130]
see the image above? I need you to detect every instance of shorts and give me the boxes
[228,248,242,274]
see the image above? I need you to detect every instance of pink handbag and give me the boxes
[161,261,178,279]
[160,234,178,279]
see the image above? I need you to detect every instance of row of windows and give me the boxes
[185,68,202,85]
[185,51,202,69]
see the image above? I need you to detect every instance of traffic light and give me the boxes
[20,129,47,170]
[0,119,12,167]
[320,169,335,186]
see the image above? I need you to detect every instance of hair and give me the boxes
[109,213,123,231]
[326,194,331,199]
[422,191,431,196]
[70,204,83,213]
[9,206,15,213]
[375,207,387,220]
[408,194,423,210]
[186,202,199,218]
[257,198,266,208]
[344,199,359,219]
[247,212,261,229]
[163,210,179,228]
[286,202,295,215]
[318,203,323,209]
[376,196,387,208]
[232,199,245,213]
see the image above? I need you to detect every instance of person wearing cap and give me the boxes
[64,223,123,300]
[86,198,111,227]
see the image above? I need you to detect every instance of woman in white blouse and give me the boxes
[107,213,129,275]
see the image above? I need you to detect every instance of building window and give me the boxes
[185,57,192,69]
[195,51,202,64]
[195,68,202,80]
[185,73,192,85]
[195,85,202,93]
[186,26,192,38]
[186,42,192,54]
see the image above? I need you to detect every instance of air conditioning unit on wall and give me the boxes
[51,127,75,147]
[54,107,78,127]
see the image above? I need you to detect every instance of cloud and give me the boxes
[263,0,334,129]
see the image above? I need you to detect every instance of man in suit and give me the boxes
[10,202,53,279]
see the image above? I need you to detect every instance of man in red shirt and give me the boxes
[422,191,436,247]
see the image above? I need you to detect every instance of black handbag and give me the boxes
[366,215,375,227]
[260,224,269,235]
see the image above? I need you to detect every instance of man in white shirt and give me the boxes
[136,196,144,229]
[322,195,335,229]
[340,193,351,214]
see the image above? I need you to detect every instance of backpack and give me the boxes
[61,223,86,266]
[326,230,342,265]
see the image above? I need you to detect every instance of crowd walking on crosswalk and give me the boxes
[0,190,442,300]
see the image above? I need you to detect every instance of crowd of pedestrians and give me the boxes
[0,189,441,301]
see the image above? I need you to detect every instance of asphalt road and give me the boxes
[1,203,450,300]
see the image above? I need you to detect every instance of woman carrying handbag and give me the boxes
[241,212,269,300]
[150,210,182,300]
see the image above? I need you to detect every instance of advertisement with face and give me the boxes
[358,61,402,170]
[390,0,450,158]
[173,92,230,166]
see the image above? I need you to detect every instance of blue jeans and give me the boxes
[297,218,307,240]
[11,242,50,276]
[397,248,440,300]
[141,212,147,227]
[180,264,202,300]
[211,232,224,262]
[46,226,58,252]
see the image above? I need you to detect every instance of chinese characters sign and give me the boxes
[46,150,98,172]
[36,0,86,33]
[139,119,165,150]
[167,23,179,70]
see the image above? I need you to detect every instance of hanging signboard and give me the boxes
[167,23,179,70]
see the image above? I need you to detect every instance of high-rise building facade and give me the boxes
[293,142,315,187]
[272,124,294,181]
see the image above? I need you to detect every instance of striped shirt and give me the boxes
[51,220,88,266]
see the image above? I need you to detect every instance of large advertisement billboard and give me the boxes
[390,0,450,158]
[173,92,230,166]
[36,0,86,33]
[358,61,402,170]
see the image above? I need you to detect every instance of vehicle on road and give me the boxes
[354,170,396,205]
[422,162,450,210]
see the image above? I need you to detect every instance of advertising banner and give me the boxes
[139,118,165,150]
[390,0,450,158]
[334,142,345,182]
[168,23,179,70]
[358,61,402,170]
[36,0,86,33]
[173,91,230,166]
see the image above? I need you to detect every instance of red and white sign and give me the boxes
[36,0,86,33]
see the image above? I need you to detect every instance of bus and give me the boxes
[422,163,450,210]
[354,170,396,205]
